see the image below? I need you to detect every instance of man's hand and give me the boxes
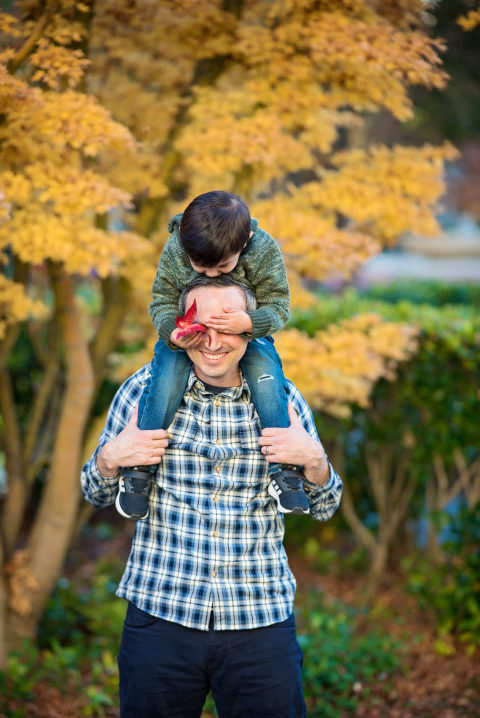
[258,404,330,487]
[97,405,169,477]
[205,307,253,335]
[170,328,205,349]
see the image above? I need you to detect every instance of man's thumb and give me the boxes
[127,404,139,427]
[288,403,300,425]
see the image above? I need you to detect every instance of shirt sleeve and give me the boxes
[285,382,343,522]
[80,368,147,509]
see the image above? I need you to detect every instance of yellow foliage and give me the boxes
[0,275,48,338]
[251,191,381,282]
[0,0,455,413]
[86,0,451,229]
[0,211,152,278]
[0,21,147,327]
[0,11,22,37]
[276,317,419,417]
[310,144,459,242]
[1,163,132,215]
[457,6,480,31]
[30,38,90,89]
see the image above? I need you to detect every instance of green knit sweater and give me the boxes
[149,213,290,343]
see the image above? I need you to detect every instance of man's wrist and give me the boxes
[303,444,329,486]
[97,444,120,478]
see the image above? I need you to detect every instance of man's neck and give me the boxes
[201,380,237,395]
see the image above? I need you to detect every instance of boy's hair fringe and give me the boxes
[179,191,251,266]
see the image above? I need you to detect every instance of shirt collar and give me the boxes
[185,368,251,402]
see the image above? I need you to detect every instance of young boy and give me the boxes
[115,191,310,520]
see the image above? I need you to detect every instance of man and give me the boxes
[81,276,342,718]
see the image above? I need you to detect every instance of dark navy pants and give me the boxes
[118,603,306,718]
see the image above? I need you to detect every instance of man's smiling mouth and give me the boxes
[201,351,227,361]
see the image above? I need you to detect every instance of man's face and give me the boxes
[184,285,249,387]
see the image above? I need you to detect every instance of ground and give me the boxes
[4,520,480,718]
[289,554,480,718]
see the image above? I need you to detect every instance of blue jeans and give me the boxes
[138,337,290,433]
[118,602,306,718]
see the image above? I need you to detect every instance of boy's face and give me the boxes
[188,231,252,277]
[189,251,241,277]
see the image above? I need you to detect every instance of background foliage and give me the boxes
[0,0,479,714]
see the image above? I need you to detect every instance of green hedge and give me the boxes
[287,281,480,651]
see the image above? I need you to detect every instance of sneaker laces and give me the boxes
[274,471,303,491]
[123,476,152,494]
[281,476,303,491]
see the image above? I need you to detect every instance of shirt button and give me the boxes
[215,465,221,473]
[214,400,220,407]
[211,570,217,578]
[215,438,221,445]
[213,495,219,503]
[212,531,219,538]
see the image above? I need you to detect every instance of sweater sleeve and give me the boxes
[149,232,196,343]
[241,228,290,338]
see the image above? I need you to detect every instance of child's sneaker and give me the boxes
[115,466,153,520]
[268,467,310,515]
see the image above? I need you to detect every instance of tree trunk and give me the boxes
[368,542,389,585]
[0,540,7,670]
[0,370,28,558]
[6,269,94,650]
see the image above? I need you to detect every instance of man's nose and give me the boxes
[204,327,221,351]
[205,268,220,277]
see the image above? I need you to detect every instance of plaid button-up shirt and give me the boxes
[81,365,342,631]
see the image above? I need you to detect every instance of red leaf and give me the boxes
[175,299,206,336]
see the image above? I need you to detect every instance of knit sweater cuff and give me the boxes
[155,314,178,345]
[248,307,281,338]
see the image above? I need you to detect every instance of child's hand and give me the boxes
[169,328,205,349]
[205,307,253,335]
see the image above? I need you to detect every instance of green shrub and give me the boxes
[0,552,126,717]
[402,505,480,656]
[296,590,403,717]
[290,286,479,573]
[359,279,480,307]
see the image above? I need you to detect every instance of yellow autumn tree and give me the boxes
[0,1,156,661]
[0,0,454,659]
[86,0,454,399]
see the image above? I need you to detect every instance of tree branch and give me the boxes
[90,276,131,392]
[340,480,377,554]
[0,370,26,557]
[7,5,55,75]
[24,335,60,465]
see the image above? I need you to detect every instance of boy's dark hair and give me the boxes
[179,191,251,267]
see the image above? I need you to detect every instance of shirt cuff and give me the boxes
[92,454,120,488]
[303,462,335,496]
